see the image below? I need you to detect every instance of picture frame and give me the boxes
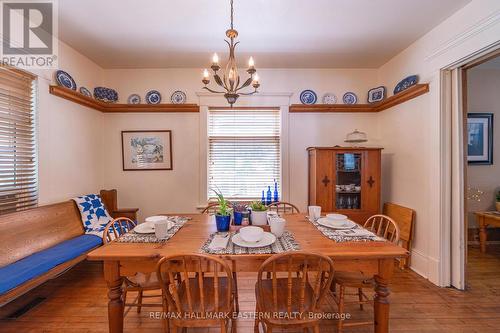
[467,113,493,165]
[121,130,173,170]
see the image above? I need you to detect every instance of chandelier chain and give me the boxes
[230,0,234,30]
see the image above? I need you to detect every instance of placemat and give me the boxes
[116,216,190,243]
[200,231,300,255]
[309,218,386,242]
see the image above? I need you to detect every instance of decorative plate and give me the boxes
[342,92,358,104]
[79,86,92,98]
[299,89,317,105]
[394,75,419,94]
[170,90,186,104]
[127,94,141,104]
[55,70,76,90]
[231,232,276,248]
[94,87,118,103]
[146,90,162,104]
[322,93,337,104]
[367,86,386,103]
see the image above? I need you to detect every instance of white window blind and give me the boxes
[0,66,37,214]
[208,108,281,199]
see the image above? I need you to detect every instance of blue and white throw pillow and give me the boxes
[72,194,112,237]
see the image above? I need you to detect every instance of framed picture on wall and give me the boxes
[121,130,173,170]
[467,113,493,165]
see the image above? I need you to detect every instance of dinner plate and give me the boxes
[317,218,356,230]
[232,232,276,248]
[134,222,155,234]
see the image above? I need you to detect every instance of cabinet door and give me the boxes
[361,150,381,213]
[309,150,333,211]
[334,151,363,212]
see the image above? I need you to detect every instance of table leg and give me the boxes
[478,216,487,253]
[104,261,124,333]
[374,258,393,333]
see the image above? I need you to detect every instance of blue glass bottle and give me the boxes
[261,190,265,205]
[273,180,279,202]
[266,186,272,205]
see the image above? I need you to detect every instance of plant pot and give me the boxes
[234,211,245,225]
[251,210,268,226]
[496,201,500,212]
[215,214,231,232]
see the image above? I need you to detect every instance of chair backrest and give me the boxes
[364,214,400,243]
[257,252,334,315]
[102,217,136,244]
[100,189,118,214]
[267,201,301,214]
[383,202,415,250]
[201,202,233,214]
[156,254,233,315]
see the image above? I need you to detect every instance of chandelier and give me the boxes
[202,0,260,106]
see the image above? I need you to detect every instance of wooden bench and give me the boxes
[0,191,138,306]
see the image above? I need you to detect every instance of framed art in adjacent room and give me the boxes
[467,113,493,165]
[121,130,173,170]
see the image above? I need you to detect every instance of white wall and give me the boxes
[377,0,500,284]
[466,68,500,228]
[35,42,104,204]
[100,69,380,219]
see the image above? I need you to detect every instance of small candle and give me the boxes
[203,69,209,78]
[253,73,260,83]
[248,56,255,68]
[212,53,219,64]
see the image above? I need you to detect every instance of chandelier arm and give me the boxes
[213,74,227,90]
[236,77,253,92]
[202,86,226,94]
[239,89,258,96]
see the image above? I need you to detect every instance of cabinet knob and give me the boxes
[321,176,330,187]
[367,176,375,187]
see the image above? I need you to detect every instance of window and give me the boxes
[0,66,37,214]
[208,108,281,199]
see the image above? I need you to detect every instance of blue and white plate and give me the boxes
[55,70,76,90]
[79,86,92,98]
[367,86,386,103]
[300,90,317,105]
[146,90,162,104]
[342,92,357,104]
[170,90,186,104]
[394,75,418,94]
[127,94,141,104]
[94,87,118,103]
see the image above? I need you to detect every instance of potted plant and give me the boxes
[232,202,248,226]
[212,189,231,232]
[496,191,500,212]
[250,201,268,225]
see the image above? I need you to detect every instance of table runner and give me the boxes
[309,218,386,242]
[200,231,300,255]
[116,216,190,243]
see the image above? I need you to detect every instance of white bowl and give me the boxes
[145,215,169,223]
[326,213,348,221]
[239,226,264,243]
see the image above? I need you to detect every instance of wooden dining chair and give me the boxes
[156,254,236,333]
[102,218,163,314]
[267,201,300,214]
[383,202,415,269]
[254,251,334,333]
[331,214,400,332]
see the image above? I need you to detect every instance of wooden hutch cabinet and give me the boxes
[307,147,382,224]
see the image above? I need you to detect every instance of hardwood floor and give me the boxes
[1,244,500,333]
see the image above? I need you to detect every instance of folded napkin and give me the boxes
[208,233,230,250]
[339,227,377,237]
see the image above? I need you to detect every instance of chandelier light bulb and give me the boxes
[212,53,219,64]
[203,69,209,78]
[253,74,259,83]
[248,57,255,68]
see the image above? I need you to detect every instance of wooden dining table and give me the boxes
[87,213,407,333]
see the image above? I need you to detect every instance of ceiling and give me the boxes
[58,0,471,69]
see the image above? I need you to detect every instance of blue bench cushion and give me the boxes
[0,234,102,294]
